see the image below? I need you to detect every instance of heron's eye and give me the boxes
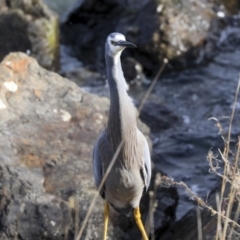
[111,40,115,45]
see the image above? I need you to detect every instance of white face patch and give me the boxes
[107,33,126,56]
[4,81,18,92]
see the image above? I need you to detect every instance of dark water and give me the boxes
[61,16,240,220]
[132,49,240,219]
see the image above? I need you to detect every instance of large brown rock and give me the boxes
[0,52,178,239]
[0,51,108,239]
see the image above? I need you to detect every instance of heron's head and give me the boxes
[106,33,136,57]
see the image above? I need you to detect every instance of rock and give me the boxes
[61,0,220,78]
[0,11,31,62]
[159,183,240,240]
[0,165,73,240]
[222,0,240,15]
[42,0,78,16]
[159,191,218,240]
[0,0,59,71]
[0,52,178,239]
[0,0,7,9]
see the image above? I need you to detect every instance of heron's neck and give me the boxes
[105,53,137,147]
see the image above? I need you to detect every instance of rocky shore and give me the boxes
[0,0,240,239]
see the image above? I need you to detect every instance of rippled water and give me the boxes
[61,16,240,220]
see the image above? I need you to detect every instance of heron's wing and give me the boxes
[138,130,152,192]
[143,137,152,191]
[93,129,112,195]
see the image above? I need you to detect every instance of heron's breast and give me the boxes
[105,167,144,208]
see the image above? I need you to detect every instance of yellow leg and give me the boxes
[134,207,149,240]
[103,202,109,240]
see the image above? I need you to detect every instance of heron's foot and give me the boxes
[103,202,109,240]
[134,207,149,240]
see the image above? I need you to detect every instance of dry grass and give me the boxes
[209,77,240,240]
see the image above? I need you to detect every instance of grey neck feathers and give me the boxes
[105,52,137,151]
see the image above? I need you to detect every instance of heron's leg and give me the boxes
[103,202,109,240]
[134,207,149,240]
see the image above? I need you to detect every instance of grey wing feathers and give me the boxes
[93,143,102,189]
[93,130,105,188]
[93,129,112,190]
[139,131,152,191]
[143,138,151,190]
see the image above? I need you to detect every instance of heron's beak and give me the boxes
[116,40,137,48]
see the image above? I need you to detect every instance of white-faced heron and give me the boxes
[93,32,151,240]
